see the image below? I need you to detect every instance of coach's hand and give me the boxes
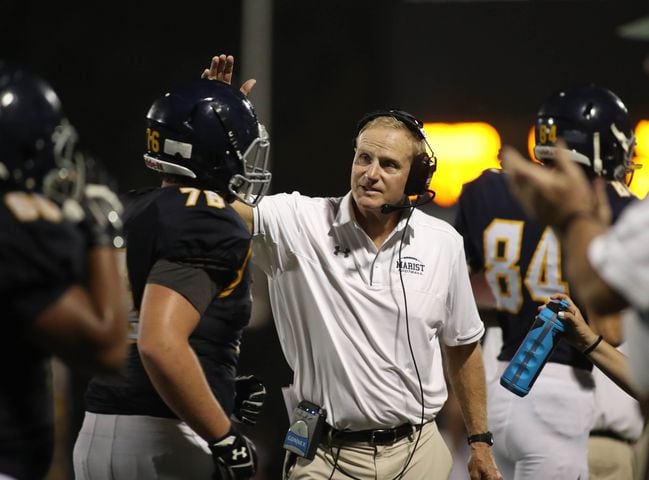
[468,443,503,480]
[201,54,256,96]
[232,375,266,426]
[209,425,258,480]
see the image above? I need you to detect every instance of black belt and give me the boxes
[590,429,634,444]
[324,423,421,446]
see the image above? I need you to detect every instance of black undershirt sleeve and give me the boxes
[146,259,222,316]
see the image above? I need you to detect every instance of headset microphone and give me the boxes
[380,191,435,214]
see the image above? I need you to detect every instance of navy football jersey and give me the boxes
[85,186,252,418]
[455,169,634,369]
[0,191,85,479]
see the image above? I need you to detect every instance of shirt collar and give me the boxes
[333,192,356,227]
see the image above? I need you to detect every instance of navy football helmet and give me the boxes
[534,85,635,181]
[143,79,271,205]
[0,63,82,198]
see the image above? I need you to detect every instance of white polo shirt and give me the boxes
[252,191,483,430]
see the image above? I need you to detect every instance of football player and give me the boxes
[73,77,271,480]
[454,85,637,479]
[0,65,128,479]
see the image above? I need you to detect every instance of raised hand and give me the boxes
[201,54,256,96]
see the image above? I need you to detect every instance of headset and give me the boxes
[353,109,437,201]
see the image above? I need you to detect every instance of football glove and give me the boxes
[76,183,124,248]
[232,375,266,426]
[209,425,258,480]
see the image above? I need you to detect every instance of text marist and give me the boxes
[396,258,425,275]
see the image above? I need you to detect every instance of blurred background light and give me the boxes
[631,120,649,199]
[424,122,501,207]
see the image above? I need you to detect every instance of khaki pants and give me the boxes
[634,423,649,480]
[588,436,634,480]
[286,420,452,479]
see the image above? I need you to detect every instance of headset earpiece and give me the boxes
[405,152,435,196]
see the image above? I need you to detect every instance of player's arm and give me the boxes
[584,335,636,398]
[137,281,232,441]
[544,293,637,398]
[443,342,502,479]
[584,307,623,347]
[559,217,627,314]
[30,247,129,373]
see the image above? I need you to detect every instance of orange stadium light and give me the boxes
[423,122,501,207]
[527,126,540,163]
[630,120,649,199]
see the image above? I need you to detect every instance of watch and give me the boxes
[467,431,494,446]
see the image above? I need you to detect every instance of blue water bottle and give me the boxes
[500,298,569,397]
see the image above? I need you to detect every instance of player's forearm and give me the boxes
[559,218,627,315]
[139,337,231,441]
[86,248,129,360]
[585,309,623,347]
[32,248,128,372]
[587,341,637,399]
[443,342,489,435]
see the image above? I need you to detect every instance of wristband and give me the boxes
[467,431,494,446]
[582,335,603,355]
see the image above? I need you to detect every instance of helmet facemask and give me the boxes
[228,122,271,206]
[42,119,85,203]
[609,123,638,182]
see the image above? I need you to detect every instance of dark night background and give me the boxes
[3,0,648,478]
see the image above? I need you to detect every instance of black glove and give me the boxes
[209,425,258,480]
[76,183,124,248]
[232,375,266,426]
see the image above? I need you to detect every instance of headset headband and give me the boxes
[355,109,427,141]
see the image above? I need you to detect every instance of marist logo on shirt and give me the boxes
[395,256,425,275]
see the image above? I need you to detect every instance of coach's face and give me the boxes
[351,126,413,216]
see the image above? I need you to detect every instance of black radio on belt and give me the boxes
[283,400,327,460]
